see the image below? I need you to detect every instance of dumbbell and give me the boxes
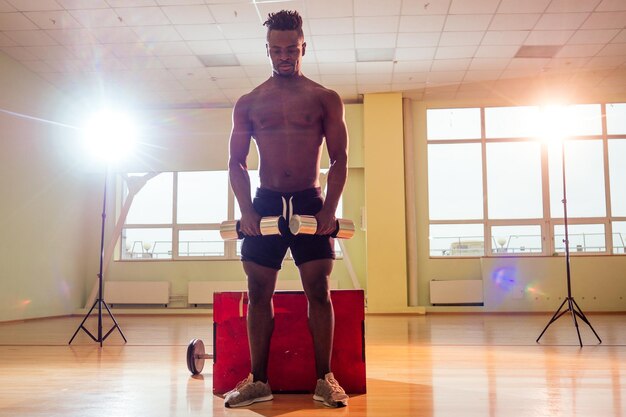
[219,216,282,240]
[186,338,212,375]
[289,215,355,239]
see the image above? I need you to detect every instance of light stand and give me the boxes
[536,139,601,347]
[69,166,127,346]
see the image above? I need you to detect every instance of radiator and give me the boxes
[429,279,483,305]
[105,281,170,306]
[188,279,339,306]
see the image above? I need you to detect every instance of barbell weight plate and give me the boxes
[186,338,205,375]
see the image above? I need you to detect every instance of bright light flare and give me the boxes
[537,104,571,143]
[83,109,138,163]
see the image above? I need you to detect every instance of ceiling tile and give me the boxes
[435,45,478,59]
[401,0,451,15]
[568,29,620,44]
[546,0,601,13]
[124,56,165,69]
[556,44,605,57]
[219,22,265,39]
[475,44,519,58]
[6,0,62,11]
[393,60,432,72]
[146,41,192,56]
[175,24,223,41]
[235,52,267,65]
[320,73,356,85]
[115,7,171,26]
[449,0,499,14]
[0,0,16,12]
[159,54,203,68]
[496,0,550,13]
[208,3,260,23]
[56,0,110,8]
[396,32,441,48]
[427,70,466,83]
[444,14,493,31]
[109,43,153,58]
[481,30,529,45]
[395,47,436,60]
[161,5,215,24]
[355,16,399,34]
[506,57,550,69]
[356,61,393,74]
[91,27,141,43]
[132,25,183,42]
[357,71,392,84]
[317,62,356,74]
[206,65,247,78]
[5,30,58,46]
[581,12,626,29]
[0,31,16,46]
[354,0,401,17]
[312,34,354,50]
[399,15,446,32]
[0,12,39,30]
[314,49,356,63]
[308,17,354,36]
[439,31,485,46]
[20,59,55,72]
[24,11,82,29]
[24,45,75,60]
[612,29,626,43]
[586,55,626,68]
[469,57,511,70]
[355,33,397,49]
[598,43,626,56]
[228,38,265,54]
[70,9,126,28]
[392,72,428,83]
[596,0,626,11]
[0,46,38,60]
[489,14,540,30]
[524,30,574,45]
[430,58,471,71]
[534,13,589,30]
[305,0,353,18]
[108,0,156,6]
[187,39,232,55]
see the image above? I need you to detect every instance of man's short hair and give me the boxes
[263,10,304,40]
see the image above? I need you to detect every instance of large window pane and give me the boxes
[491,225,542,254]
[429,224,484,257]
[178,230,223,257]
[487,142,543,219]
[549,140,606,218]
[612,221,626,254]
[606,103,626,134]
[608,139,626,216]
[427,108,481,140]
[428,143,483,220]
[177,171,228,224]
[485,106,539,138]
[567,104,602,136]
[126,173,173,224]
[554,224,605,253]
[121,228,172,259]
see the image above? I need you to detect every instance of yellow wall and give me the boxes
[362,93,411,312]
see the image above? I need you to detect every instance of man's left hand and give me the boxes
[315,209,337,236]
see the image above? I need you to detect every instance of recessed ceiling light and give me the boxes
[198,54,241,67]
[356,48,395,62]
[514,45,563,59]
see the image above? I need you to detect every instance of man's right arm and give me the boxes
[228,95,261,236]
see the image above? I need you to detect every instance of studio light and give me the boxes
[83,109,138,163]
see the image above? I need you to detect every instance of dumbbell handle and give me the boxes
[289,215,355,239]
[220,216,282,240]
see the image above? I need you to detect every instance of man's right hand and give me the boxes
[239,211,262,236]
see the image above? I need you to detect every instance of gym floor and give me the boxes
[0,313,624,417]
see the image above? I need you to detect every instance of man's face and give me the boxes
[266,29,306,77]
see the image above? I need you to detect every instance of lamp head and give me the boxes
[83,109,138,164]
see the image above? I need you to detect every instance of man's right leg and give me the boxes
[244,260,279,383]
[224,261,278,408]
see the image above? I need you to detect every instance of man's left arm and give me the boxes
[316,89,349,235]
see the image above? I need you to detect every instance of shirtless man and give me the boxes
[224,10,349,409]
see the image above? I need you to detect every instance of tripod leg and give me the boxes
[536,298,568,343]
[101,300,128,343]
[69,299,99,344]
[567,298,583,348]
[571,298,602,344]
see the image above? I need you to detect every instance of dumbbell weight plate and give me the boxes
[335,218,355,239]
[186,338,205,375]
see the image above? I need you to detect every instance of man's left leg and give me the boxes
[299,259,348,407]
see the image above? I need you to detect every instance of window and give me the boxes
[427,103,626,257]
[119,170,343,261]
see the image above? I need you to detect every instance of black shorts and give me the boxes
[240,187,335,270]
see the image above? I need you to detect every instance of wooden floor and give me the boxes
[0,312,624,417]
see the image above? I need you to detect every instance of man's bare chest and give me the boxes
[249,94,324,131]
